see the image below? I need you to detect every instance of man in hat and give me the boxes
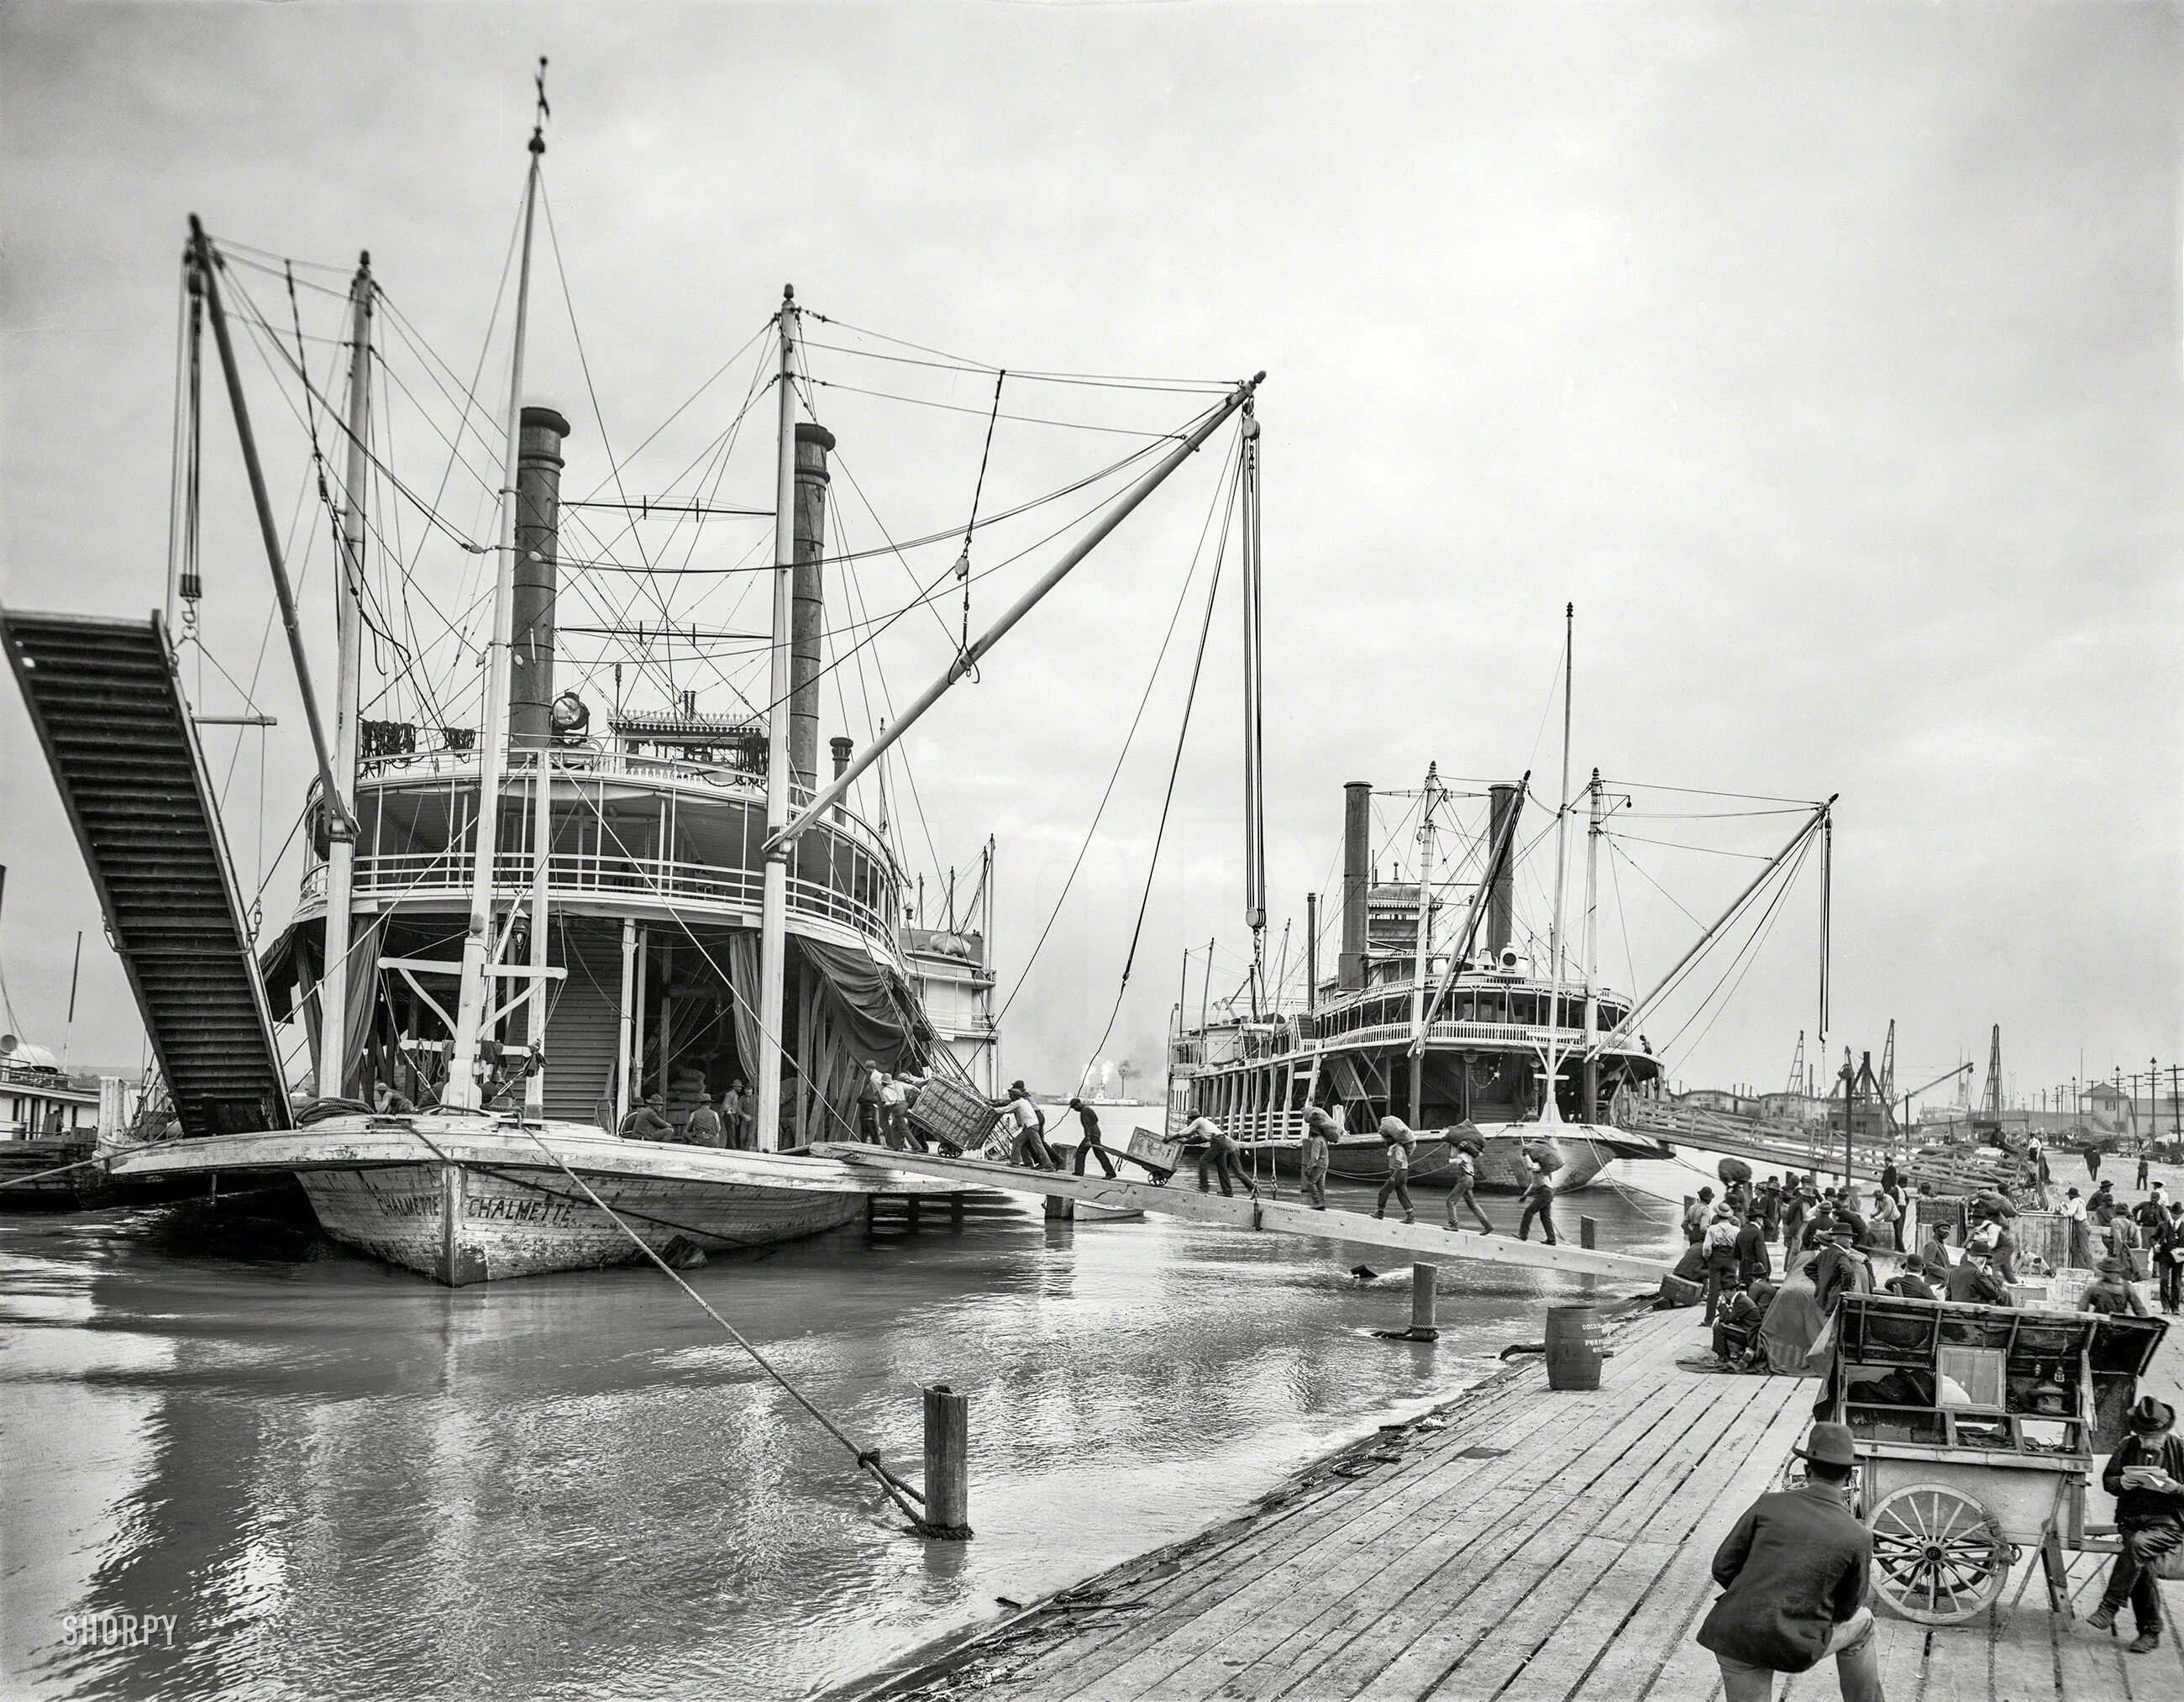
[1372,1116,1415,1224]
[1698,1421,1880,1701]
[1943,1242,2011,1307]
[1442,1136,1494,1232]
[1299,1107,1335,1210]
[1882,1256,1940,1302]
[2090,1395,2184,1654]
[1000,1081,1061,1170]
[618,1092,673,1142]
[1702,1204,1742,1326]
[2082,1255,2149,1317]
[1516,1153,1557,1244]
[1683,1186,1715,1247]
[1065,1097,1119,1179]
[2157,1198,2184,1315]
[1192,1113,1257,1200]
[1807,1227,1866,1316]
[1735,1207,1772,1289]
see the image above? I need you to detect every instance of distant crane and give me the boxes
[1978,1025,2004,1129]
[1786,1031,1807,1098]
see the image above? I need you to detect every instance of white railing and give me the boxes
[349,749,900,878]
[303,848,899,953]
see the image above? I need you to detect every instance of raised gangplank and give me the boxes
[808,1145,1662,1282]
[855,1305,2182,1701]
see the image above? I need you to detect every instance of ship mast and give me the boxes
[753,288,800,1153]
[318,253,373,1101]
[1240,402,1267,1016]
[446,76,547,1112]
[1405,764,1440,1122]
[1541,603,1573,1126]
[1579,767,1602,1124]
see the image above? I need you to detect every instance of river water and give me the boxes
[1,1168,1687,1701]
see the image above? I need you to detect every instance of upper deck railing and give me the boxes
[305,748,906,955]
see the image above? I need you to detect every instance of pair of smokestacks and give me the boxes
[1336,779,1519,992]
[504,404,839,789]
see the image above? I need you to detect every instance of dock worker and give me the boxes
[1697,1421,1881,1702]
[618,1093,674,1142]
[1066,1098,1119,1179]
[1001,1081,1061,1170]
[1299,1108,1335,1210]
[685,1097,727,1148]
[1702,1206,1741,1323]
[2157,1200,2184,1315]
[1758,1177,1782,1243]
[1193,1114,1257,1200]
[1372,1116,1415,1223]
[1735,1207,1772,1289]
[2082,1255,2149,1318]
[1683,1187,1714,1245]
[2090,1395,2184,1653]
[1517,1155,1558,1245]
[1444,1141,1494,1234]
[722,1080,749,1148]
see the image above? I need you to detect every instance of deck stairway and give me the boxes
[543,920,620,1128]
[1,611,291,1138]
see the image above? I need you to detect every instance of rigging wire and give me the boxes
[1072,435,1245,1085]
[994,428,1244,1026]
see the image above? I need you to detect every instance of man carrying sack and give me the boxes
[1697,1421,1882,1700]
[2089,1395,2184,1654]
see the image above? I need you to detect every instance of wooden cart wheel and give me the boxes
[1866,1483,2012,1625]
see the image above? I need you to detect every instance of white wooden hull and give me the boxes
[106,1114,956,1286]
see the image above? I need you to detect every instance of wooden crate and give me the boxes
[907,1075,1001,1155]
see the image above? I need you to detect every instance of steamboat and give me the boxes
[6,84,1260,1281]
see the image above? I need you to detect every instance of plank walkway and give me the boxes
[858,1308,2184,1702]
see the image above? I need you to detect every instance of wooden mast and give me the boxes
[446,80,546,1111]
[318,253,373,1101]
[1240,402,1267,1016]
[1579,767,1603,1122]
[1542,603,1573,1126]
[753,289,799,1153]
[1405,764,1440,1123]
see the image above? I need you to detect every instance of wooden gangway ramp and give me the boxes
[810,1145,1662,1282]
[856,1307,2181,1701]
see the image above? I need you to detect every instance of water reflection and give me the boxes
[1,1174,1681,1699]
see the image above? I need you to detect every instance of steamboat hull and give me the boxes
[105,1114,949,1286]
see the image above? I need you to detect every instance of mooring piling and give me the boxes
[921,1383,972,1540]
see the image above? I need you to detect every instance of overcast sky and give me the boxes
[3,2,2178,1110]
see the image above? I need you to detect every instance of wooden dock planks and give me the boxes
[862,1305,2181,1702]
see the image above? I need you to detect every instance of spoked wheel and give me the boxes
[1866,1483,2012,1624]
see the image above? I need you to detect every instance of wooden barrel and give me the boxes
[1545,1304,1604,1391]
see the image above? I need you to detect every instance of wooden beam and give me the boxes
[807,1144,1662,1280]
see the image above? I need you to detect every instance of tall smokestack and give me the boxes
[790,422,836,791]
[509,406,570,750]
[1486,780,1521,954]
[1339,780,1372,991]
[830,736,854,782]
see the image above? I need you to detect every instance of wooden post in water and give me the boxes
[1044,1195,1074,1221]
[1410,1263,1438,1340]
[922,1384,972,1539]
[1580,1216,1597,1296]
[906,1195,920,1232]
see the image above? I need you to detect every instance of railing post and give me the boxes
[1580,1216,1597,1296]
